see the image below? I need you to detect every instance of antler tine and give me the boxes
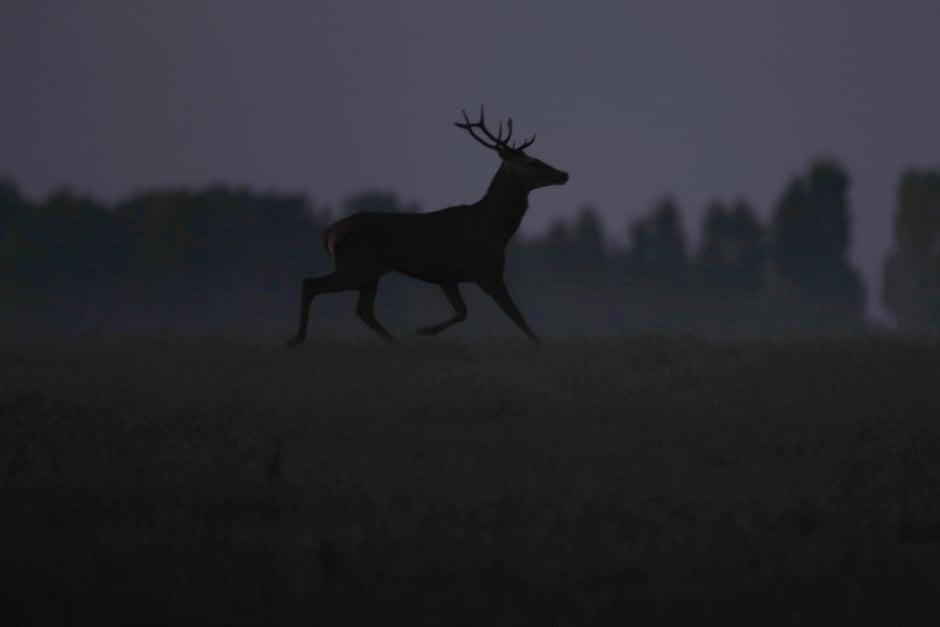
[455,107,500,151]
[475,104,509,147]
[455,105,531,153]
[515,133,536,152]
[476,115,508,147]
[476,104,494,141]
[455,107,478,130]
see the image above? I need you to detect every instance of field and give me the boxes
[3,335,940,625]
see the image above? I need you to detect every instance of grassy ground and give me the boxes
[2,335,940,626]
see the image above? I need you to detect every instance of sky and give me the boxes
[2,1,939,321]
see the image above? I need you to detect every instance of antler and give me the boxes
[455,105,536,153]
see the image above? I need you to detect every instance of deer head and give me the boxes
[456,106,569,190]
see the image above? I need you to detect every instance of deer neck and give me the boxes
[480,164,530,239]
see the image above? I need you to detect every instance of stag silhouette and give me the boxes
[287,107,568,345]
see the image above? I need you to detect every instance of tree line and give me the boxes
[1,161,938,336]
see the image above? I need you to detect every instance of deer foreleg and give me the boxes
[356,280,397,343]
[286,273,359,347]
[480,278,540,343]
[417,284,467,336]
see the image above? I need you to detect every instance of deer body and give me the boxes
[328,205,501,284]
[287,109,568,345]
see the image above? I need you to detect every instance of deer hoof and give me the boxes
[285,336,305,348]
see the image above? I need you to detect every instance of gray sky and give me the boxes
[2,1,939,320]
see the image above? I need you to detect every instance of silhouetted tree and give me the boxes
[768,160,864,328]
[0,178,31,315]
[107,187,328,331]
[570,206,605,263]
[628,197,688,291]
[0,187,113,330]
[883,169,940,332]
[526,207,607,283]
[44,189,112,289]
[544,218,570,274]
[343,191,418,216]
[114,190,196,288]
[0,177,26,256]
[698,199,765,297]
[0,177,25,234]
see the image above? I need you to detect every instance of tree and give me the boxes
[0,178,32,315]
[768,160,864,328]
[565,206,607,280]
[883,170,940,332]
[114,190,196,287]
[0,177,27,270]
[628,197,688,288]
[698,199,765,297]
[343,191,418,216]
[0,177,25,236]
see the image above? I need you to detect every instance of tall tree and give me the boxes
[114,190,196,288]
[629,197,688,287]
[883,169,940,331]
[698,199,765,297]
[0,177,24,236]
[769,160,864,327]
[563,206,606,283]
[0,178,31,312]
[343,191,418,216]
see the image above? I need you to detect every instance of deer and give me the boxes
[286,107,569,346]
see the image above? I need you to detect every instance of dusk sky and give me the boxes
[3,1,939,320]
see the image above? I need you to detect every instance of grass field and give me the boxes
[3,335,940,625]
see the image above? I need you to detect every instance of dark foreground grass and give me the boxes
[2,335,940,626]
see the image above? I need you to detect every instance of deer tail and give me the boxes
[322,228,335,261]
[322,220,350,264]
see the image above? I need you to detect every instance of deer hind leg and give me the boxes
[479,278,541,344]
[355,279,397,343]
[417,284,467,336]
[286,271,363,347]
